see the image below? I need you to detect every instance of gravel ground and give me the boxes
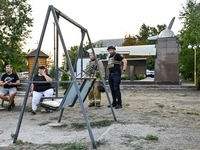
[0,87,200,150]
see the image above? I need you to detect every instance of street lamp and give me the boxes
[188,44,198,84]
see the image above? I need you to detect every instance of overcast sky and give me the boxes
[25,0,189,66]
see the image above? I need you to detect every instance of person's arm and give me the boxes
[0,80,5,86]
[41,71,52,82]
[29,83,34,96]
[121,58,127,74]
[8,80,20,86]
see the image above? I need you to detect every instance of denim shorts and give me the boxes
[0,87,17,95]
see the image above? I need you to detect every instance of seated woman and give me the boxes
[29,66,54,115]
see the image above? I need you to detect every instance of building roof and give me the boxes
[26,49,49,58]
[88,45,156,56]
[94,38,125,47]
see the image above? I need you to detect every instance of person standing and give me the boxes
[86,53,105,107]
[107,45,127,109]
[0,65,20,111]
[29,66,53,115]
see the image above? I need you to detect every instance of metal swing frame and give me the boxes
[13,5,117,148]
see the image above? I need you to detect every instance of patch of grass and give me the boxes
[184,112,199,115]
[11,133,16,139]
[90,120,114,128]
[96,139,108,146]
[49,117,59,120]
[147,110,160,115]
[61,123,68,127]
[38,121,51,126]
[124,104,130,106]
[145,134,158,140]
[43,141,88,150]
[71,120,128,130]
[3,104,9,107]
[71,123,86,130]
[155,103,164,108]
[177,94,188,97]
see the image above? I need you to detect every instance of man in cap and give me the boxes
[107,45,127,109]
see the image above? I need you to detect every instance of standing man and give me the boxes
[107,45,127,109]
[0,65,20,111]
[86,52,105,107]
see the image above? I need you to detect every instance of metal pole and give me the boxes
[86,31,117,121]
[53,22,56,65]
[14,6,52,143]
[194,48,196,84]
[56,13,59,97]
[50,6,97,148]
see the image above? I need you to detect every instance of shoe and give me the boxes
[88,103,95,107]
[108,103,117,108]
[7,105,11,111]
[11,101,15,108]
[96,103,101,107]
[31,111,36,115]
[115,104,122,109]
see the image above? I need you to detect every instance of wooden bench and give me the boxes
[0,78,56,109]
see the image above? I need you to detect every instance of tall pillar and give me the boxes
[154,37,180,84]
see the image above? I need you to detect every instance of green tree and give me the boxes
[62,43,95,69]
[0,0,33,71]
[0,0,33,72]
[49,64,56,79]
[178,0,200,80]
[136,23,166,70]
[60,69,69,88]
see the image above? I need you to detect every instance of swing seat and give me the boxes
[39,78,96,111]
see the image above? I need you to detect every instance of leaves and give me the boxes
[0,0,33,71]
[178,0,200,80]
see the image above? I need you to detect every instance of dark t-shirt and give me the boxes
[33,74,52,92]
[109,53,124,74]
[1,73,19,88]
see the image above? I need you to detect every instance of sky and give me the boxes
[25,0,188,66]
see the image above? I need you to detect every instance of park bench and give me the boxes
[0,78,56,110]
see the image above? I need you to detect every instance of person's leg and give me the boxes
[43,88,54,101]
[94,82,101,107]
[88,86,95,107]
[113,74,122,107]
[0,88,10,102]
[108,74,117,106]
[8,87,17,107]
[32,91,43,113]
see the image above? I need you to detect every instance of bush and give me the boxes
[134,74,145,80]
[60,69,69,88]
[196,64,200,90]
[49,64,56,79]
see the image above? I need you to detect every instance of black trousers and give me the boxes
[108,72,122,105]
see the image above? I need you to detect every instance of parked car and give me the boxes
[146,70,154,78]
[18,72,29,79]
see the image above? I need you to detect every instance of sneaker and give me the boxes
[31,111,36,115]
[96,103,101,107]
[11,101,15,108]
[115,104,122,109]
[88,103,95,107]
[7,105,11,111]
[108,103,117,108]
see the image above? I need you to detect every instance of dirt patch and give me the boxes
[0,88,200,149]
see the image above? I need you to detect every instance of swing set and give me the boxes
[13,5,116,148]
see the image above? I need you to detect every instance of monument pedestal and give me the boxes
[154,37,180,85]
